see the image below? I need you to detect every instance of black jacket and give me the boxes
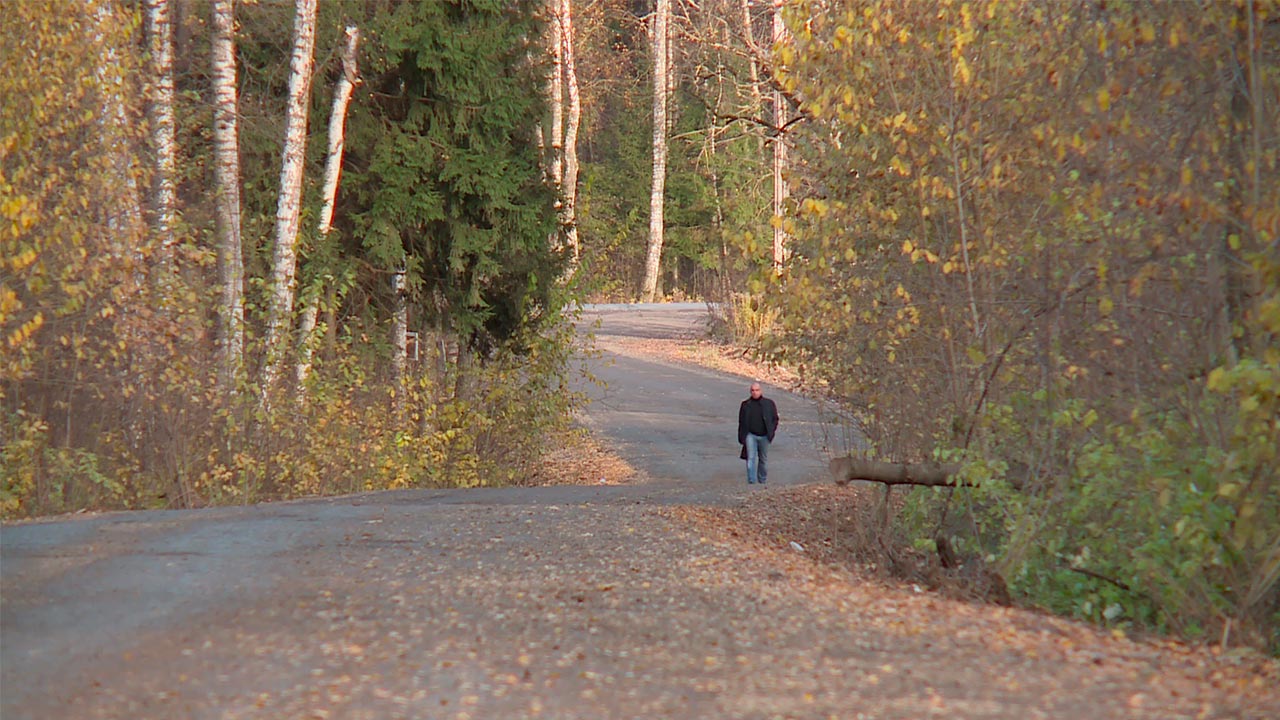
[738,397,779,444]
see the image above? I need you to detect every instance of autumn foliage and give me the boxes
[2,2,579,516]
[771,1,1279,650]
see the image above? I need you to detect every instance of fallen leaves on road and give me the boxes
[522,429,644,487]
[670,483,1280,720]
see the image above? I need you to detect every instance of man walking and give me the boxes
[738,382,779,485]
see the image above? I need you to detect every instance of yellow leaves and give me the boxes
[1098,297,1114,317]
[6,312,43,349]
[6,246,38,272]
[0,286,20,318]
[776,44,795,67]
[955,55,972,85]
[901,240,938,264]
[1096,87,1111,112]
[2,194,39,239]
[799,197,830,218]
[1139,21,1156,45]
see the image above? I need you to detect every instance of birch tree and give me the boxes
[640,0,670,302]
[769,0,788,270]
[211,0,243,389]
[263,0,318,391]
[143,0,176,255]
[548,1,564,191]
[560,0,582,271]
[297,25,360,387]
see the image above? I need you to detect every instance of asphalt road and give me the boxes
[577,303,831,496]
[0,303,836,720]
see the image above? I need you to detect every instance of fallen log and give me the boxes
[829,457,962,487]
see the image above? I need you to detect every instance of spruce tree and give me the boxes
[348,0,561,355]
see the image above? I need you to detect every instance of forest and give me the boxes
[2,0,1277,651]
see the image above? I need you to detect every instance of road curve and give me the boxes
[576,302,831,496]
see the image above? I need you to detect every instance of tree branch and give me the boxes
[829,457,962,487]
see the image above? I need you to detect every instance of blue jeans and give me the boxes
[745,433,770,484]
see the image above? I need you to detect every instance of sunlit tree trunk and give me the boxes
[263,0,318,392]
[640,0,670,302]
[297,25,359,388]
[770,1,788,271]
[211,0,243,390]
[742,0,765,153]
[392,262,408,394]
[143,0,176,255]
[548,1,564,191]
[560,0,582,272]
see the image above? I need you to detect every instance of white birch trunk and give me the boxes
[770,2,788,271]
[92,3,145,242]
[559,0,582,271]
[212,0,244,389]
[316,26,359,238]
[144,0,177,255]
[296,25,360,387]
[263,0,318,391]
[741,0,765,153]
[640,0,670,303]
[392,264,408,394]
[548,1,564,191]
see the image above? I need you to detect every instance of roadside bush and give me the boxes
[897,386,1280,653]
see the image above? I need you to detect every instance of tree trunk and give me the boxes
[316,26,358,238]
[143,0,177,256]
[294,298,320,387]
[548,0,564,191]
[558,0,583,272]
[770,2,788,271]
[741,0,765,154]
[829,457,962,487]
[263,0,318,392]
[559,0,582,273]
[640,0,670,303]
[296,25,359,387]
[392,262,408,395]
[211,0,244,391]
